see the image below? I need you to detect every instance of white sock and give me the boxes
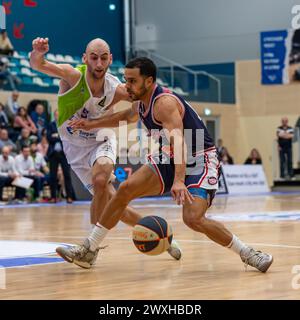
[88,223,109,251]
[227,235,248,255]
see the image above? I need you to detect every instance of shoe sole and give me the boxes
[170,251,182,260]
[56,248,92,269]
[73,260,92,269]
[167,248,182,260]
[56,248,74,263]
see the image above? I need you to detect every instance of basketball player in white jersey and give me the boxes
[30,37,181,268]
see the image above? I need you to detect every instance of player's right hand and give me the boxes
[171,180,194,205]
[32,37,49,54]
[68,118,95,131]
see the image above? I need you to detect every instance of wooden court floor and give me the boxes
[1,193,300,300]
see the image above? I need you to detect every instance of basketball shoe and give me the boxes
[240,247,273,272]
[57,238,182,269]
[56,239,107,269]
[167,240,182,260]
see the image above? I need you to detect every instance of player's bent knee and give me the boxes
[117,181,135,202]
[183,214,207,233]
[92,174,109,192]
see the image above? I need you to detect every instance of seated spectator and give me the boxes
[37,128,49,158]
[0,102,10,128]
[30,103,48,139]
[5,91,20,124]
[0,30,14,56]
[30,142,50,199]
[244,148,262,165]
[220,147,234,165]
[13,107,37,136]
[15,145,44,201]
[0,146,23,201]
[16,128,37,153]
[31,142,49,173]
[0,128,17,156]
[0,56,20,90]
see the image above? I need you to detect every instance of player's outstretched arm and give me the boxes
[69,102,139,130]
[30,37,78,82]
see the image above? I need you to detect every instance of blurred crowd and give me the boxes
[0,91,75,204]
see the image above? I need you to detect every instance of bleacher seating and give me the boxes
[6,50,188,95]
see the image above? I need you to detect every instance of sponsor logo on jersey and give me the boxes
[208,177,218,185]
[98,96,107,109]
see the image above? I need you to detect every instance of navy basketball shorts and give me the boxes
[147,148,220,207]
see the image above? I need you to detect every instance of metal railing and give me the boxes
[129,46,222,103]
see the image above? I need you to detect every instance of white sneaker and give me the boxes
[56,239,107,269]
[167,240,182,260]
[240,247,273,272]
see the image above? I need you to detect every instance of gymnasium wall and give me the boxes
[3,57,299,186]
[5,0,125,61]
[189,60,300,186]
[235,60,300,185]
[134,0,297,65]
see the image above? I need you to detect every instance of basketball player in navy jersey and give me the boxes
[70,57,273,272]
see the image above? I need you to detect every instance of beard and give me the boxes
[128,84,147,101]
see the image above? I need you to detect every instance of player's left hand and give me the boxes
[171,180,194,205]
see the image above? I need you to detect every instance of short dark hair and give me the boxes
[21,145,30,151]
[125,57,157,81]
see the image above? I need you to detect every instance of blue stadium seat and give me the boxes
[113,60,124,67]
[21,76,33,85]
[43,77,54,85]
[73,56,81,63]
[10,57,21,66]
[9,67,21,75]
[19,51,28,59]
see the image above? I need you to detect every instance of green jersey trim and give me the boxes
[57,65,91,127]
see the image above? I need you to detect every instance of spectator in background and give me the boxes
[0,128,17,155]
[0,102,10,128]
[220,147,234,165]
[30,103,48,139]
[13,106,37,136]
[277,117,295,180]
[15,145,43,201]
[0,56,20,90]
[30,142,49,174]
[216,138,225,158]
[139,147,150,164]
[0,146,20,201]
[5,91,20,123]
[119,147,128,157]
[47,110,74,203]
[37,128,49,158]
[16,128,36,152]
[30,142,50,199]
[0,30,14,56]
[244,148,262,165]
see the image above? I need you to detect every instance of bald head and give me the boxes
[2,146,10,158]
[281,117,289,126]
[85,38,110,54]
[83,38,112,80]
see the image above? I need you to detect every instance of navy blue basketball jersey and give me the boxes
[138,85,215,155]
